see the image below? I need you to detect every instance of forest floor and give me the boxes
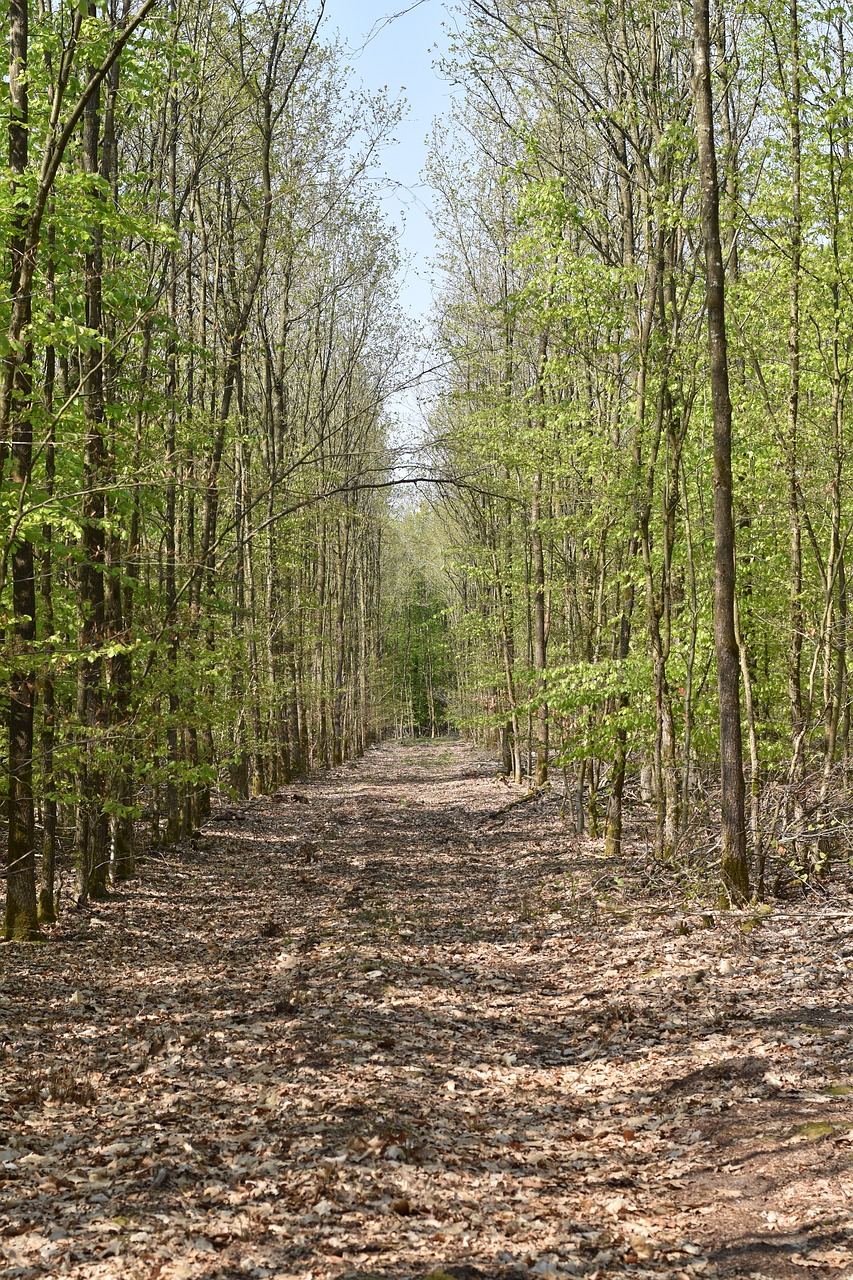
[2,739,853,1280]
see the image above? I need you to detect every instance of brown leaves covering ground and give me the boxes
[2,738,853,1280]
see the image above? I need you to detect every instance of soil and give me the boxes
[2,738,852,1280]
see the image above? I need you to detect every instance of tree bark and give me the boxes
[38,225,58,923]
[76,16,109,903]
[692,0,749,901]
[4,0,39,940]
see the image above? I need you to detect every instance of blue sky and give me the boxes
[322,1,453,324]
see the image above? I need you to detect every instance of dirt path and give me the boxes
[2,738,853,1279]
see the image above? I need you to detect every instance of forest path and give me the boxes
[2,738,853,1280]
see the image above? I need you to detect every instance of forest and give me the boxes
[0,0,840,901]
[3,0,853,936]
[2,3,853,1277]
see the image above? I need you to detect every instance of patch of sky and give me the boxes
[323,1,455,467]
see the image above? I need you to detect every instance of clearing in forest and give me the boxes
[1,739,852,1280]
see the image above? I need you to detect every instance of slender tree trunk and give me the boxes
[76,20,109,903]
[735,598,762,890]
[38,226,58,923]
[681,459,700,814]
[606,130,640,857]
[778,0,806,787]
[4,0,39,939]
[693,0,749,901]
[101,51,136,882]
[164,79,184,841]
[532,331,550,786]
[112,322,151,879]
[605,589,633,857]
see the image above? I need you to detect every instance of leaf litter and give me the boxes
[1,739,852,1280]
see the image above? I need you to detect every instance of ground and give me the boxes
[1,738,853,1280]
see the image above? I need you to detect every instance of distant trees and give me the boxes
[1,0,407,938]
[383,513,453,738]
[428,0,853,897]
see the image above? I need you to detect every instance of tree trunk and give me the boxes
[76,21,109,903]
[693,0,749,902]
[4,0,39,941]
[38,226,58,923]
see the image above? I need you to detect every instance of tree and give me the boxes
[692,0,749,900]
